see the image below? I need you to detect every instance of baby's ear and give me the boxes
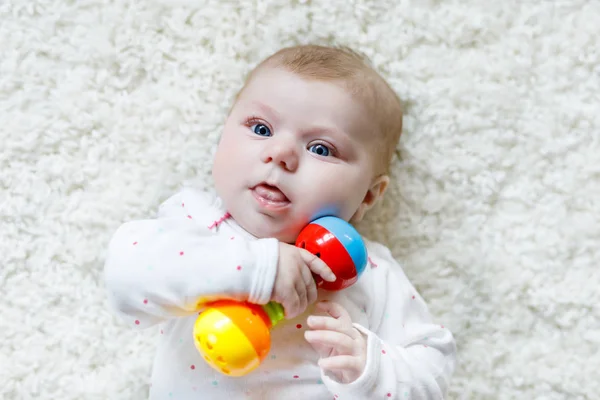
[351,174,389,222]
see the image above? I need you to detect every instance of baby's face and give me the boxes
[212,67,379,243]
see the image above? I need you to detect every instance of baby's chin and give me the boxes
[247,224,299,244]
[233,210,304,244]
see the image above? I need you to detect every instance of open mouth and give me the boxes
[251,183,290,209]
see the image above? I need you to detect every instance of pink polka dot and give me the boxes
[133,242,138,245]
[134,320,140,325]
[180,251,184,256]
[296,324,302,329]
[160,329,163,334]
[293,375,299,379]
[143,299,148,304]
[441,325,445,328]
[190,365,195,370]
[382,349,386,354]
[187,215,192,219]
[387,393,392,397]
[181,202,185,207]
[412,295,415,299]
[230,236,235,240]
[236,265,242,271]
[368,256,378,268]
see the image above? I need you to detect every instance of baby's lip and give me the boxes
[253,182,290,203]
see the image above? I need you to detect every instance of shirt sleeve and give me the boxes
[103,189,279,329]
[321,241,457,399]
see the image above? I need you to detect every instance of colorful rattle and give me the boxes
[192,216,368,377]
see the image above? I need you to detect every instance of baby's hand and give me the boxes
[304,301,367,383]
[272,242,336,319]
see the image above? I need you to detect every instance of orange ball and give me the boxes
[193,300,273,376]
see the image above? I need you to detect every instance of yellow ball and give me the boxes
[193,302,271,377]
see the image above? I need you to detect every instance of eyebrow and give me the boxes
[308,125,346,139]
[250,100,349,143]
[251,101,281,125]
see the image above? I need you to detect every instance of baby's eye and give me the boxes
[308,144,331,157]
[250,123,271,137]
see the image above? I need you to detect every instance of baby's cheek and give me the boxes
[329,194,364,222]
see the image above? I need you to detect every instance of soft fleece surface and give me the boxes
[1,0,599,399]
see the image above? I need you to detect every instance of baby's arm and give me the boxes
[103,189,278,329]
[321,242,457,399]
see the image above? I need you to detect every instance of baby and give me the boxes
[104,44,457,399]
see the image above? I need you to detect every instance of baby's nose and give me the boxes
[262,140,299,172]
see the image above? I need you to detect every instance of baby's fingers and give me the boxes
[307,314,354,337]
[298,248,336,282]
[283,278,308,319]
[315,301,354,323]
[304,330,355,354]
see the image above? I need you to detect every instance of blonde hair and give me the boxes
[234,44,403,175]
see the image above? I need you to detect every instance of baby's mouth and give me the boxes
[253,183,290,203]
[251,183,291,210]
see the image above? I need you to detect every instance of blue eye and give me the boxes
[308,144,331,157]
[251,124,271,137]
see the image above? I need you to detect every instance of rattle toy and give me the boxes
[192,216,368,377]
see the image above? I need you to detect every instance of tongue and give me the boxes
[255,184,288,202]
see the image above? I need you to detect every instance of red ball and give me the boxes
[295,223,357,291]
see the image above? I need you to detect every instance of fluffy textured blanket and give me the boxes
[1,0,598,398]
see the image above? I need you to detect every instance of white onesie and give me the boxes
[104,187,457,399]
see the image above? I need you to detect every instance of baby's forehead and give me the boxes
[240,66,384,133]
[241,69,363,112]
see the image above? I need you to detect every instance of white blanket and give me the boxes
[1,0,598,398]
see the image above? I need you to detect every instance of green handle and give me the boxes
[262,301,285,327]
